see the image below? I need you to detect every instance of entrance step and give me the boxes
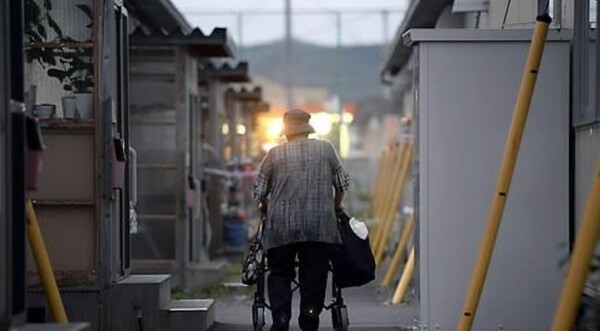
[112,274,217,331]
[110,274,172,330]
[115,274,172,309]
[167,299,215,331]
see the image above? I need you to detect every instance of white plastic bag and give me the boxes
[349,217,368,240]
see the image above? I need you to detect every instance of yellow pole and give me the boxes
[371,147,398,249]
[26,200,68,323]
[368,151,386,219]
[378,148,396,213]
[456,14,551,331]
[392,247,415,305]
[549,153,600,331]
[374,143,409,264]
[372,151,389,218]
[369,151,390,246]
[371,146,401,252]
[375,143,413,266]
[382,213,415,287]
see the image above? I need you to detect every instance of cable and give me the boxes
[501,0,513,29]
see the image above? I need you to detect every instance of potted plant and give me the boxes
[47,48,94,119]
[25,0,62,118]
[24,0,94,119]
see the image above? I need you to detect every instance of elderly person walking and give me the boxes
[253,109,351,331]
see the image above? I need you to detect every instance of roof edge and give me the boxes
[380,0,454,76]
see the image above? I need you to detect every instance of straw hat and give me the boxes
[283,109,315,136]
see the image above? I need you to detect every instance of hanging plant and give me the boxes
[24,0,94,93]
[24,0,63,67]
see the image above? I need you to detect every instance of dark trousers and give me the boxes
[267,242,332,331]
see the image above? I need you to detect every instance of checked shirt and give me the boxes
[254,138,351,250]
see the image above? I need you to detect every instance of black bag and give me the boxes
[241,218,264,285]
[331,211,376,288]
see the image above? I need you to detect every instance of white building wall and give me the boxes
[487,0,537,28]
[414,36,570,330]
[485,0,576,29]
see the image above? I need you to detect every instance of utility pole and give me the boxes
[237,13,243,58]
[380,10,390,63]
[335,11,343,152]
[285,0,293,108]
[382,10,390,47]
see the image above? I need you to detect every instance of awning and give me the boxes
[126,0,192,33]
[380,0,453,76]
[199,61,250,82]
[130,27,236,58]
[252,101,270,113]
[226,86,263,102]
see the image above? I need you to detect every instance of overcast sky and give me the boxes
[172,0,409,47]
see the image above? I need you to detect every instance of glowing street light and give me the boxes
[266,120,284,139]
[310,112,333,135]
[236,124,246,135]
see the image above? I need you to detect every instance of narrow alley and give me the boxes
[2,0,600,331]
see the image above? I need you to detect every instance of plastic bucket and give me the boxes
[223,219,247,247]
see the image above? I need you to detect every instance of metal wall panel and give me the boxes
[417,39,569,330]
[574,124,600,225]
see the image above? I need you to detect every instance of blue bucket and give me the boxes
[223,219,247,246]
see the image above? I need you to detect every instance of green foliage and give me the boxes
[24,0,94,93]
[225,264,243,278]
[171,283,252,300]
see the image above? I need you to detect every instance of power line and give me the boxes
[184,8,406,16]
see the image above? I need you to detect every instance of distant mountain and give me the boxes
[242,39,385,103]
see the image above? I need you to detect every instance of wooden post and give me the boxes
[367,151,386,219]
[370,149,391,249]
[392,247,415,305]
[382,213,415,287]
[375,142,413,266]
[371,145,403,250]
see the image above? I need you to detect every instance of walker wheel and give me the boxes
[252,303,265,331]
[331,304,349,331]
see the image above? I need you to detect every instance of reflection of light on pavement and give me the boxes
[310,112,332,135]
